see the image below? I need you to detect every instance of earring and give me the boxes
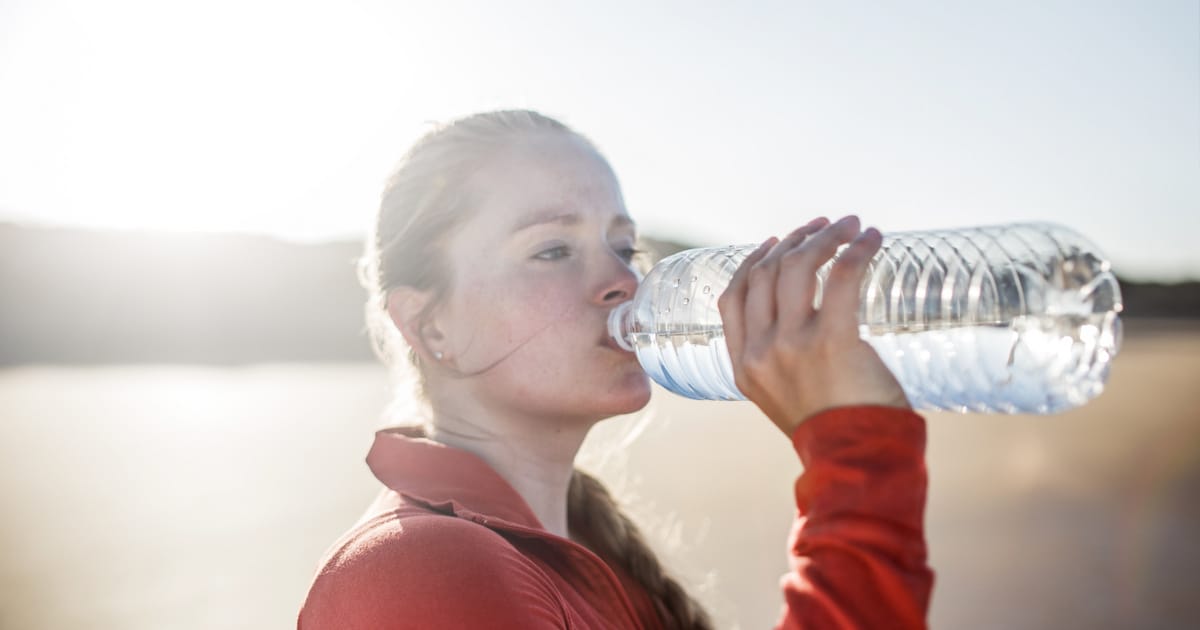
[434,351,444,360]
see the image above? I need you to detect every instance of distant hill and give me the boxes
[0,223,1195,364]
[0,224,692,364]
[0,224,367,364]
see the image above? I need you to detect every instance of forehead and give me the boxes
[465,133,630,233]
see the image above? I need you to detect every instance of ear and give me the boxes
[385,286,449,363]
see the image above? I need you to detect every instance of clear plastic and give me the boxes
[608,222,1123,413]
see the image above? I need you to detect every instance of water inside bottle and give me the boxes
[628,312,1120,413]
[630,327,739,401]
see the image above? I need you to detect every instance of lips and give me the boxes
[599,331,630,353]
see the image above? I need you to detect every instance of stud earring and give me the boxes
[434,351,444,360]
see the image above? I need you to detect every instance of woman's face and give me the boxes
[429,131,651,422]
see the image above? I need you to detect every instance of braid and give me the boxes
[568,470,714,630]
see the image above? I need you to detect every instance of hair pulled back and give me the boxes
[358,110,571,375]
[356,110,713,629]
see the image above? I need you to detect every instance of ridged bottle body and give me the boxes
[608,223,1123,413]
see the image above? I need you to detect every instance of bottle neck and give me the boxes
[607,302,635,352]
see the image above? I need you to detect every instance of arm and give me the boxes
[297,515,567,630]
[777,406,933,630]
[715,216,934,628]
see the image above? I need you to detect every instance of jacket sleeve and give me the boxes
[775,406,935,630]
[298,514,567,630]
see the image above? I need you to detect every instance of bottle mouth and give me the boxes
[607,302,635,352]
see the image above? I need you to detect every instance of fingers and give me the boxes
[817,226,883,337]
[776,215,863,323]
[718,235,777,370]
[717,216,893,432]
[743,217,830,338]
[720,214,880,372]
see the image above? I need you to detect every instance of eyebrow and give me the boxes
[509,207,636,234]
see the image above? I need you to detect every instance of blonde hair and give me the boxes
[356,110,713,629]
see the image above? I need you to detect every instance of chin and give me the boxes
[599,373,653,416]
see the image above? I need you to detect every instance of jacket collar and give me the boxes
[365,425,546,532]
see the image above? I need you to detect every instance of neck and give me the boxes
[428,406,596,540]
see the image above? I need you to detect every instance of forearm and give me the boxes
[777,405,934,630]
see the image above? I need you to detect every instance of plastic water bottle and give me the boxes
[607,222,1123,413]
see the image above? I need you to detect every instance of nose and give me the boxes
[594,253,640,306]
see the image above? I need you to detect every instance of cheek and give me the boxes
[452,273,581,360]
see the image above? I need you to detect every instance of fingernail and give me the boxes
[835,215,858,227]
[853,227,881,243]
[807,216,830,228]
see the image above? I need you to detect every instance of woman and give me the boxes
[298,110,933,629]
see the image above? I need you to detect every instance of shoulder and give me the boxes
[299,512,567,630]
[320,512,543,585]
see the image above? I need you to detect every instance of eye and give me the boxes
[617,247,645,264]
[533,245,571,261]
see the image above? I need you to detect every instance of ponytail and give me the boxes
[568,470,714,629]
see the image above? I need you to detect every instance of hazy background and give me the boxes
[1,0,1197,279]
[2,1,1199,629]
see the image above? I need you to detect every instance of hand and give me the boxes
[717,215,911,437]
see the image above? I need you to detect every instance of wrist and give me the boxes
[781,397,913,437]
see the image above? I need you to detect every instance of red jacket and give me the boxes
[297,406,933,629]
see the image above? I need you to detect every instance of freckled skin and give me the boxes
[430,133,651,427]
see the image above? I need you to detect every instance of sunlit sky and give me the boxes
[1,0,1197,280]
